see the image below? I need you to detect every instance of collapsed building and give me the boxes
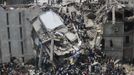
[103,1,134,62]
[30,0,132,72]
[0,0,134,74]
[1,0,132,63]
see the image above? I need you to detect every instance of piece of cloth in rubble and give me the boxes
[89,50,95,58]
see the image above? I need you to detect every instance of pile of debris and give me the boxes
[0,0,134,75]
[30,0,127,75]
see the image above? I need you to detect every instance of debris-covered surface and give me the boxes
[29,0,131,75]
[0,0,134,75]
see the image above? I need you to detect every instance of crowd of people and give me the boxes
[0,61,29,75]
[0,48,128,75]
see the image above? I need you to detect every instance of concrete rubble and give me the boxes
[0,0,134,75]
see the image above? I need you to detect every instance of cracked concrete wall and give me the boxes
[103,22,124,59]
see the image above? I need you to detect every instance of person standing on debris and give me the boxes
[88,49,95,63]
[8,62,15,75]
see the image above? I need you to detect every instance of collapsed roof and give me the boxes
[39,10,64,30]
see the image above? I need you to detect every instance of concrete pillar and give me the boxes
[50,39,54,61]
[112,6,116,25]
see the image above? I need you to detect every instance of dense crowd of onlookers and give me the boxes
[0,51,129,75]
